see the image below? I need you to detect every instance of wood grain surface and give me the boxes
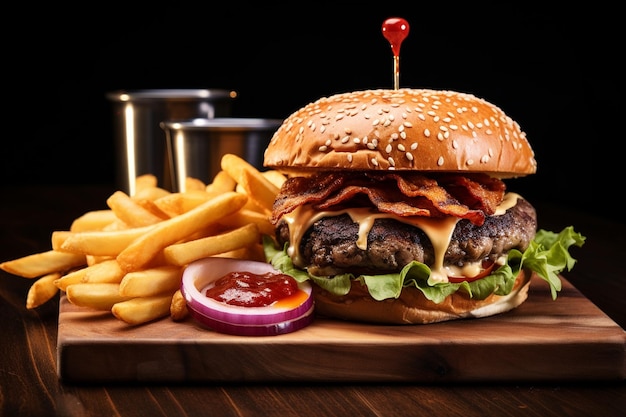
[58,275,626,383]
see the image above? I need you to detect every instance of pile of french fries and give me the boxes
[0,154,286,326]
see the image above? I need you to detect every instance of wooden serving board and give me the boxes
[57,276,626,383]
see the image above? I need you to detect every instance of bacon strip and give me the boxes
[271,172,505,226]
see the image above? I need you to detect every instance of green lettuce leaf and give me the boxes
[263,226,585,304]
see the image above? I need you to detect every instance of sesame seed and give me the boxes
[437,132,444,141]
[406,152,414,161]
[325,139,331,146]
[452,139,459,149]
[410,142,418,150]
[371,158,379,166]
[385,144,393,153]
[347,154,353,162]
[353,138,361,144]
[318,145,328,152]
[466,159,474,166]
[341,136,350,143]
[388,157,395,166]
[424,128,431,137]
[372,119,380,126]
[437,156,444,166]
[398,144,406,152]
[403,121,413,128]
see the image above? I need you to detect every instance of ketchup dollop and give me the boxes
[206,271,299,307]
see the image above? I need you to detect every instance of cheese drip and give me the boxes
[281,193,521,283]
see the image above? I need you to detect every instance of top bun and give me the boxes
[264,89,536,178]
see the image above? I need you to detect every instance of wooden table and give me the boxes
[1,185,624,417]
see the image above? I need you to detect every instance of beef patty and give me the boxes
[275,198,537,276]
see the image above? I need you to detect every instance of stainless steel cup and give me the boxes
[160,118,282,192]
[106,89,237,195]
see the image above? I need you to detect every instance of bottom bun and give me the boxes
[312,270,533,324]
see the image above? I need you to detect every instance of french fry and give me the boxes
[219,209,274,236]
[206,170,236,193]
[185,177,206,191]
[153,190,214,217]
[83,259,125,284]
[55,259,125,291]
[134,198,171,220]
[117,192,248,272]
[0,250,85,279]
[262,170,287,188]
[70,210,117,232]
[86,255,115,266]
[132,185,171,202]
[107,190,166,227]
[164,223,260,266]
[221,154,279,214]
[134,174,158,191]
[215,244,265,262]
[57,225,155,256]
[51,231,72,251]
[65,283,131,310]
[239,169,278,215]
[119,265,182,297]
[170,289,188,321]
[112,294,173,325]
[54,268,88,291]
[26,272,61,309]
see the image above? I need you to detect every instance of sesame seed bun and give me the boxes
[264,88,536,178]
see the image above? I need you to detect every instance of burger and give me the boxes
[262,88,584,324]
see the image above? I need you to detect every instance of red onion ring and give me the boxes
[181,257,314,336]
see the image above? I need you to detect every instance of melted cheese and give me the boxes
[281,192,521,283]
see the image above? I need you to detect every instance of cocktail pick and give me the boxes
[381,18,410,90]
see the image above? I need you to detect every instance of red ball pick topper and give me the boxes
[382,17,410,57]
[382,17,410,90]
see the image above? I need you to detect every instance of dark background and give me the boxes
[4,3,621,223]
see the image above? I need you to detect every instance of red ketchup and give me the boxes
[206,271,299,307]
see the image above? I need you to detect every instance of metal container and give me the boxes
[106,89,237,194]
[160,118,282,192]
